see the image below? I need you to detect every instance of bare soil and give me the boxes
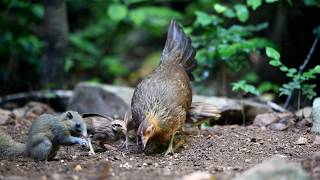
[0,117,318,180]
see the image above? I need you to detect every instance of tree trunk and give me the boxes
[41,0,68,88]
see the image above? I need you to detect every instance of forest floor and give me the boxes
[0,109,318,180]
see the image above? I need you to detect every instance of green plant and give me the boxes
[232,80,260,96]
[186,0,277,95]
[266,47,320,104]
[231,80,260,125]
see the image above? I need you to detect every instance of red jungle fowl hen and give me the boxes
[128,20,198,155]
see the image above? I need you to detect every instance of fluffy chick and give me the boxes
[82,113,126,151]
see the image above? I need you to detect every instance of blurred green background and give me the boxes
[0,0,319,103]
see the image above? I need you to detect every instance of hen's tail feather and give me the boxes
[160,19,197,80]
[187,102,221,125]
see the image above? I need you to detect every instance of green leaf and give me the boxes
[234,4,249,22]
[280,66,288,72]
[69,34,99,56]
[129,6,182,27]
[107,3,128,22]
[265,0,278,3]
[195,11,221,26]
[266,47,280,60]
[304,0,320,7]
[214,4,227,13]
[269,60,282,66]
[313,25,320,37]
[288,68,297,74]
[313,65,320,73]
[31,4,44,18]
[247,0,262,10]
[301,84,317,100]
[232,80,260,96]
[223,8,236,18]
[102,56,128,76]
[279,87,292,97]
[258,82,279,93]
[195,11,211,26]
[64,56,74,72]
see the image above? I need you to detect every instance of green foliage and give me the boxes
[247,0,262,10]
[232,80,260,96]
[66,1,183,83]
[107,4,128,22]
[266,47,320,100]
[234,4,249,22]
[304,0,320,7]
[188,1,275,84]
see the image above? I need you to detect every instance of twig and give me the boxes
[87,137,95,155]
[284,37,319,109]
[267,101,287,112]
[299,37,319,72]
[0,90,73,104]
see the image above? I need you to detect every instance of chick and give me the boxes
[128,20,196,155]
[82,113,126,151]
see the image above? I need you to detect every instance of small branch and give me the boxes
[299,37,319,72]
[0,90,73,105]
[267,101,287,112]
[284,37,319,109]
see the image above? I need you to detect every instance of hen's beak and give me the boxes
[141,136,148,149]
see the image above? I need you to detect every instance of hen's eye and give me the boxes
[67,112,73,119]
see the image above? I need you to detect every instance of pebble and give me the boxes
[295,137,308,145]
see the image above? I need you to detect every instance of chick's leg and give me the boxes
[125,133,129,149]
[197,124,202,137]
[165,132,176,156]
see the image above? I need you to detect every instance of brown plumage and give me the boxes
[82,113,126,151]
[128,19,196,155]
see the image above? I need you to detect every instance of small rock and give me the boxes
[95,160,110,180]
[296,107,312,119]
[295,137,308,145]
[232,157,310,180]
[182,171,216,180]
[312,97,320,133]
[50,173,62,180]
[253,113,279,127]
[270,123,288,131]
[254,112,294,131]
[73,164,82,171]
[68,83,129,119]
[313,136,320,145]
[301,152,320,180]
[4,176,28,180]
[12,102,54,120]
[72,175,79,180]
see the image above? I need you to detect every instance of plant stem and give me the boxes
[299,37,319,72]
[240,96,246,125]
[284,37,319,109]
[297,89,301,110]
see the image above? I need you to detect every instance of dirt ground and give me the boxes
[0,118,318,180]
